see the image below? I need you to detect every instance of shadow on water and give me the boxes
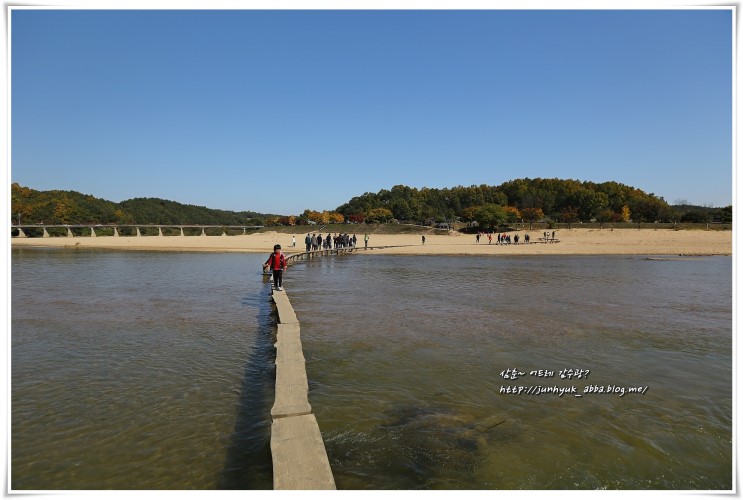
[217,279,276,489]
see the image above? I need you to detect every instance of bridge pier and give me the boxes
[180,227,185,237]
[201,228,206,236]
[90,227,96,237]
[136,227,142,237]
[114,227,119,237]
[158,227,164,237]
[67,228,73,238]
[43,228,50,238]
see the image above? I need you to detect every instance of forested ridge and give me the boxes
[10,184,272,225]
[335,179,732,226]
[11,179,732,227]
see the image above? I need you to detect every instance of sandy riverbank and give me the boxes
[10,228,732,256]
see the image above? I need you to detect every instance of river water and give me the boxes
[11,249,732,490]
[11,248,275,490]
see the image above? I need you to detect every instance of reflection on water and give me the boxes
[11,250,732,490]
[287,254,732,490]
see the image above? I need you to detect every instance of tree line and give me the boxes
[11,180,732,228]
[10,184,273,226]
[334,179,732,227]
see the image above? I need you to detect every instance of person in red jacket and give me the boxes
[263,244,287,291]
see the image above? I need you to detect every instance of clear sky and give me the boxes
[9,6,733,216]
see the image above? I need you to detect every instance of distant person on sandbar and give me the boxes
[263,244,287,291]
[292,235,296,247]
[364,233,369,248]
[422,235,426,245]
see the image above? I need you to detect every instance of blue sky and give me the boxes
[10,8,733,215]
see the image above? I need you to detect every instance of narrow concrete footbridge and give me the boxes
[268,286,336,490]
[283,245,407,263]
[269,239,563,488]
[267,245,404,489]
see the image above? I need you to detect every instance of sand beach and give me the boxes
[10,227,732,257]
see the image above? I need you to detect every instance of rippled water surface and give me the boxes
[12,249,275,489]
[11,249,732,490]
[287,254,732,490]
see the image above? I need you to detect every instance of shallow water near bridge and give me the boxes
[288,254,732,489]
[11,249,732,489]
[11,249,275,489]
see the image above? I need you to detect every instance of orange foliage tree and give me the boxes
[504,206,521,224]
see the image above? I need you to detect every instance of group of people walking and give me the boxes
[270,228,560,291]
[302,232,359,251]
[476,231,535,245]
[474,230,558,244]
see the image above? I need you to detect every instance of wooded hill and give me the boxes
[10,184,273,226]
[10,179,732,227]
[335,179,732,225]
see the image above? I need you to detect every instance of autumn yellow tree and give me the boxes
[504,206,521,224]
[300,210,323,223]
[53,202,70,223]
[328,212,345,223]
[621,205,631,222]
[366,207,394,223]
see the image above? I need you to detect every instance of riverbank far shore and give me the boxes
[9,228,732,256]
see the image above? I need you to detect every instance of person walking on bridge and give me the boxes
[263,244,287,291]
